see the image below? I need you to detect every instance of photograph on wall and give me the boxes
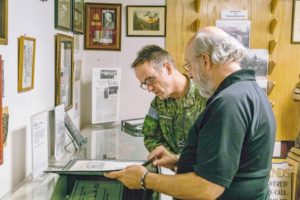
[55,0,72,31]
[126,6,166,37]
[85,3,121,50]
[92,68,121,124]
[18,36,36,92]
[0,0,8,45]
[55,34,74,111]
[0,54,2,165]
[73,0,84,34]
[216,20,250,48]
[240,49,268,78]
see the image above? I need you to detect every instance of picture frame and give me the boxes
[292,0,300,43]
[126,6,166,37]
[55,0,72,31]
[0,0,8,45]
[55,33,74,111]
[18,36,36,92]
[85,3,122,50]
[73,0,84,34]
[0,55,3,165]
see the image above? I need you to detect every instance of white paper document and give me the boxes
[31,111,49,177]
[92,68,121,123]
[68,160,143,171]
[54,104,65,160]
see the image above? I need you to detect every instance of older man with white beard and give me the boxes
[105,26,276,200]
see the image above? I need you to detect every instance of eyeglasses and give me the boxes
[182,62,191,72]
[140,73,156,90]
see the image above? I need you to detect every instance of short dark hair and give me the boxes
[131,45,176,70]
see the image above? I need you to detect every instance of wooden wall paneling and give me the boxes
[166,0,300,141]
[166,0,199,72]
[270,0,300,140]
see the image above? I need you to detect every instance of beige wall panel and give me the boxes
[166,0,300,141]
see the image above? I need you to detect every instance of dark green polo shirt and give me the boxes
[177,69,276,200]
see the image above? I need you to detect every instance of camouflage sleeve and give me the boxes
[142,103,167,152]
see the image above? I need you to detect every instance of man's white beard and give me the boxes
[194,70,214,98]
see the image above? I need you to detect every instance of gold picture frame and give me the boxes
[0,0,8,45]
[292,0,300,43]
[55,34,74,111]
[126,5,166,37]
[18,36,36,92]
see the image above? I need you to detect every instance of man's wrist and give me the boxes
[140,170,150,190]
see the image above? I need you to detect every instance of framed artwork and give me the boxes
[55,0,72,31]
[73,0,84,34]
[0,55,3,165]
[85,3,122,50]
[18,36,36,92]
[0,0,8,45]
[2,106,8,146]
[126,6,166,37]
[55,33,74,111]
[292,0,300,43]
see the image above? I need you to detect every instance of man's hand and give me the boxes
[104,165,147,189]
[148,145,178,169]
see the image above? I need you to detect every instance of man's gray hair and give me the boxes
[131,45,176,70]
[191,30,246,65]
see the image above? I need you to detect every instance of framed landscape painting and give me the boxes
[85,3,122,50]
[73,0,84,33]
[18,36,36,92]
[55,34,74,111]
[0,0,8,45]
[126,6,166,37]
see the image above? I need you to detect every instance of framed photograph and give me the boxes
[18,36,36,92]
[55,34,74,111]
[55,0,72,31]
[126,6,166,37]
[0,55,3,165]
[0,0,8,45]
[73,0,84,34]
[85,3,121,50]
[216,20,250,48]
[292,0,300,43]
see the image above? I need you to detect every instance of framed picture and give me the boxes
[0,0,8,45]
[292,0,300,43]
[126,6,166,37]
[73,0,84,34]
[85,3,122,50]
[55,34,74,111]
[55,0,72,31]
[0,55,3,165]
[18,36,36,92]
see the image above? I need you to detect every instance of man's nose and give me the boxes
[147,85,154,92]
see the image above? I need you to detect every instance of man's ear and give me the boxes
[201,54,212,71]
[163,62,173,75]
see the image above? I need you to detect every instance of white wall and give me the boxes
[81,0,166,126]
[0,0,165,198]
[0,0,80,198]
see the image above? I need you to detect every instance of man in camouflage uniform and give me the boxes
[131,45,206,154]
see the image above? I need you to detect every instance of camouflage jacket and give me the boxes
[142,81,206,154]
